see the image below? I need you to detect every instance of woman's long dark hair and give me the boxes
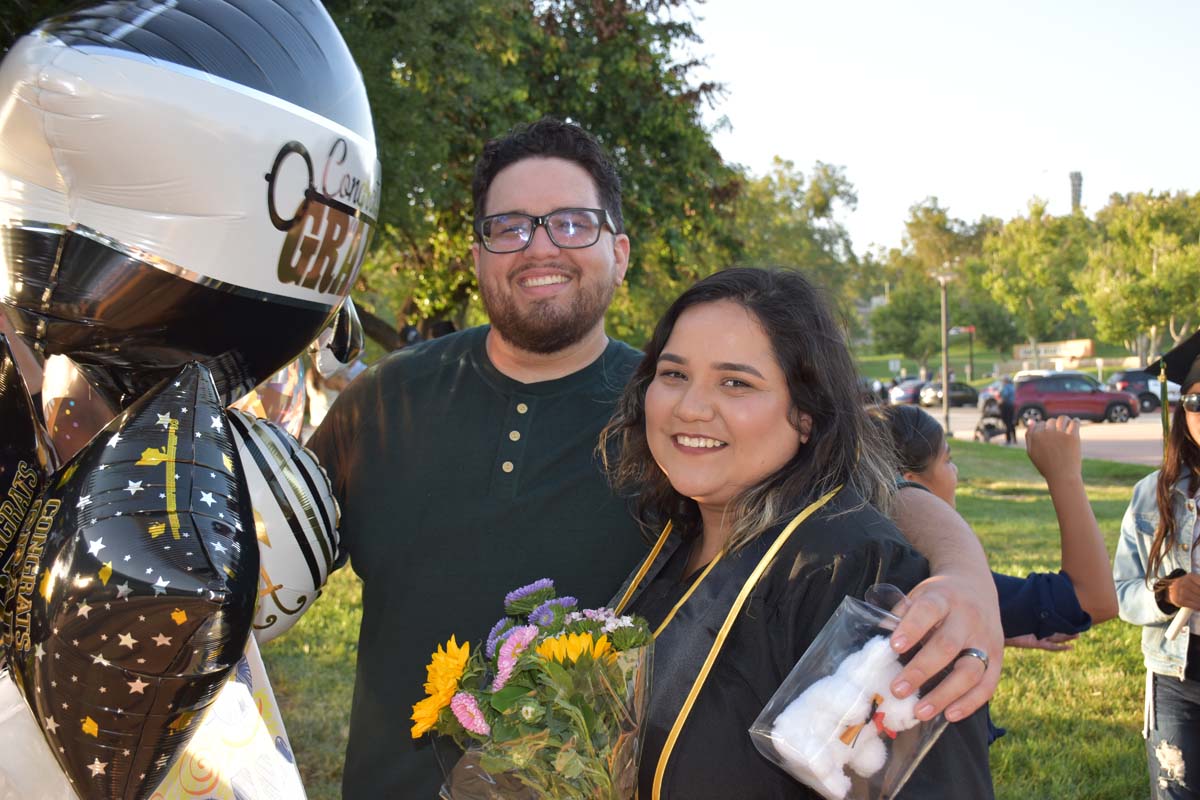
[599,267,896,550]
[1147,401,1200,581]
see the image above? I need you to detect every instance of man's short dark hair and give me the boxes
[472,117,624,233]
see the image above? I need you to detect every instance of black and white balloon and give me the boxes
[227,410,339,644]
[0,0,380,408]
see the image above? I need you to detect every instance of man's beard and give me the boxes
[481,266,615,355]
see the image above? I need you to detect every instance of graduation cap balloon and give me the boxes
[0,0,380,408]
[1,362,258,799]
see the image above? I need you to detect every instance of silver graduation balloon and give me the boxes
[0,0,380,408]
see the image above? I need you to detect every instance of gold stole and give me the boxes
[614,487,840,799]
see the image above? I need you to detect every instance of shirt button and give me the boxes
[516,403,529,414]
[509,430,521,442]
[501,461,514,473]
[1185,543,1191,551]
[1189,501,1196,512]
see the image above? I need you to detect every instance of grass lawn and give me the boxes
[262,440,1156,799]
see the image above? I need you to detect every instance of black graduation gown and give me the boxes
[614,487,994,800]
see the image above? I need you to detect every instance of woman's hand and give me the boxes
[887,574,1003,723]
[1167,573,1200,610]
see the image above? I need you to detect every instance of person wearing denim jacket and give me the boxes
[1114,330,1200,799]
[1114,471,1196,678]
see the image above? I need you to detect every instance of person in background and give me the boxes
[876,404,1117,644]
[1114,329,1200,800]
[999,375,1017,445]
[876,404,1117,744]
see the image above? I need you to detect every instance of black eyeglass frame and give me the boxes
[1182,393,1200,413]
[474,207,617,254]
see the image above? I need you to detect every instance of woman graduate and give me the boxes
[601,268,992,799]
[1114,329,1200,800]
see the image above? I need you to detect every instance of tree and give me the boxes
[982,200,1086,366]
[326,0,741,351]
[730,157,859,320]
[870,266,942,372]
[1079,191,1200,363]
[868,199,1017,370]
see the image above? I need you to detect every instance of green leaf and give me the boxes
[490,684,531,712]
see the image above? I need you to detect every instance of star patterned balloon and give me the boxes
[1,362,258,799]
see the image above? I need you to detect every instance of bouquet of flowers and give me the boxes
[412,579,653,800]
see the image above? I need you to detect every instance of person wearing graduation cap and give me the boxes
[1114,328,1200,799]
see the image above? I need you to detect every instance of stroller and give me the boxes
[973,412,1006,443]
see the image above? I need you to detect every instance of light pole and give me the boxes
[934,265,956,436]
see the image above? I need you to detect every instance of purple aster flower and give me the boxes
[529,596,578,627]
[504,579,555,607]
[504,578,557,616]
[485,617,515,660]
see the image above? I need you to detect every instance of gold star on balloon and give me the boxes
[81,716,99,737]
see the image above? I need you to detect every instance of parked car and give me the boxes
[1104,370,1181,413]
[1014,373,1140,424]
[888,378,926,405]
[919,381,979,408]
[980,370,1087,414]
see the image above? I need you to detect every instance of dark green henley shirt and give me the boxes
[306,325,648,798]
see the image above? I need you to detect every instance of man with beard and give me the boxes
[309,118,1002,797]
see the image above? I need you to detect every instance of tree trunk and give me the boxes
[357,306,406,352]
[1148,324,1164,363]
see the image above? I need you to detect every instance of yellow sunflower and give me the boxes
[410,635,471,738]
[535,632,613,664]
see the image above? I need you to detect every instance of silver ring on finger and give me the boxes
[956,647,989,670]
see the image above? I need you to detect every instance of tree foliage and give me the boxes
[981,200,1088,362]
[730,157,861,322]
[324,0,742,349]
[1079,191,1200,363]
[870,199,1017,369]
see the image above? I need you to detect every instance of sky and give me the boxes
[686,0,1200,255]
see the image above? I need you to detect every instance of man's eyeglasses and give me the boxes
[475,208,616,254]
[1182,393,1200,413]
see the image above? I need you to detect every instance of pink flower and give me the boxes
[492,625,538,691]
[451,692,491,736]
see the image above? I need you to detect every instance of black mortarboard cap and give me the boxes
[1146,329,1200,390]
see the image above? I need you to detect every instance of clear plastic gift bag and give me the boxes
[439,644,651,800]
[749,590,949,800]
